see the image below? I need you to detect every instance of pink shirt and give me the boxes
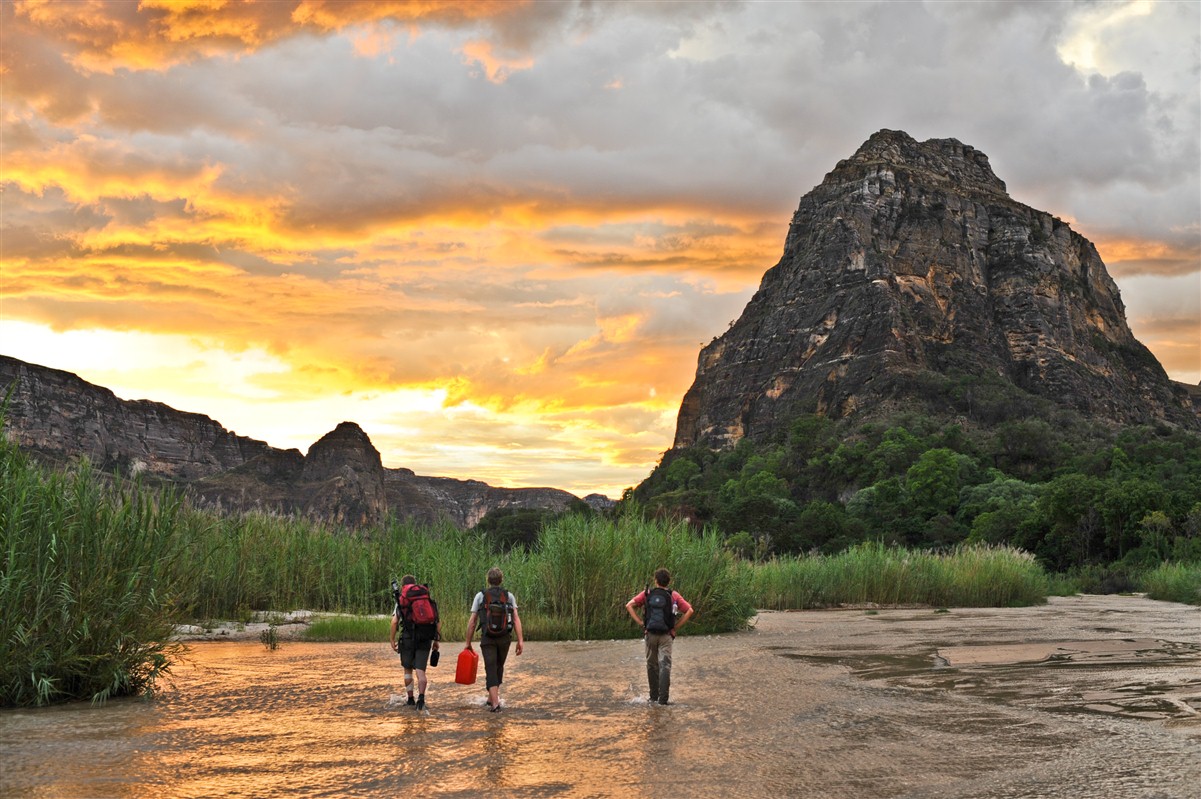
[630,589,692,615]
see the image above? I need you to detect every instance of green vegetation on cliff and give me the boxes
[634,385,1201,576]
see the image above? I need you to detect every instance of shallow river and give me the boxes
[2,595,1199,798]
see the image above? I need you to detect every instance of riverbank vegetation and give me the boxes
[745,541,1049,609]
[634,400,1201,574]
[0,443,188,707]
[3,424,1197,707]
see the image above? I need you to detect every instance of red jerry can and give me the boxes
[455,648,479,685]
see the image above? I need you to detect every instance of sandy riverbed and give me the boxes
[7,594,1200,798]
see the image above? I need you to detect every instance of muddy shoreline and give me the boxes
[172,609,331,642]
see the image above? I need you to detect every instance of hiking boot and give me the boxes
[406,695,416,706]
[416,696,425,711]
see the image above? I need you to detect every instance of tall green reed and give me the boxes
[1,443,188,706]
[533,511,756,639]
[749,542,1048,610]
[1142,562,1201,605]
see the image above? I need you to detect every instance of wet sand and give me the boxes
[3,594,1199,798]
[736,594,1200,798]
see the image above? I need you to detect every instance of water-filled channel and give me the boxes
[2,595,1199,798]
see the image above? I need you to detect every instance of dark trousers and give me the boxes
[645,632,674,703]
[480,634,512,689]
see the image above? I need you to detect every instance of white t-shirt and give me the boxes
[471,589,517,613]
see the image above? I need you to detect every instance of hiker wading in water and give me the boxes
[626,568,694,705]
[465,567,524,712]
[390,575,441,711]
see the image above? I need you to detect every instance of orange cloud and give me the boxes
[459,39,535,83]
[12,0,530,72]
[1095,235,1200,278]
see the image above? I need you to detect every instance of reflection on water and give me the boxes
[2,596,1199,798]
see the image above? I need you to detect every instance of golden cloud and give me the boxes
[1096,235,1200,279]
[13,0,529,72]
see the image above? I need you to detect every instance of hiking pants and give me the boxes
[644,631,674,703]
[480,634,512,689]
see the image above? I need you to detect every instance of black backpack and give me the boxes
[481,586,514,637]
[644,585,675,633]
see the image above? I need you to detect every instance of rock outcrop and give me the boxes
[0,354,274,479]
[0,355,586,529]
[674,130,1199,450]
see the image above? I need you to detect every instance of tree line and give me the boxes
[631,403,1201,574]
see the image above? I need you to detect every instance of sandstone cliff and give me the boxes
[674,130,1199,450]
[0,355,584,529]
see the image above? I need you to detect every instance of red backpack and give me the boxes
[399,583,439,629]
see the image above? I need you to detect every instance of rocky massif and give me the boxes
[674,130,1199,451]
[0,355,597,529]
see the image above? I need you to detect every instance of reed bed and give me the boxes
[533,513,756,640]
[0,444,187,706]
[1142,562,1201,606]
[748,541,1049,609]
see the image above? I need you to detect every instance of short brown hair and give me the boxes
[487,567,504,586]
[654,568,671,587]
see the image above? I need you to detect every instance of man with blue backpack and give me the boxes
[625,568,694,705]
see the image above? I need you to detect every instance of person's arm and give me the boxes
[513,605,524,655]
[389,613,399,652]
[625,592,645,628]
[672,593,694,636]
[465,611,478,650]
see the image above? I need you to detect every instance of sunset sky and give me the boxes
[2,0,1198,499]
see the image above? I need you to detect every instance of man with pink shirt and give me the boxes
[625,567,694,705]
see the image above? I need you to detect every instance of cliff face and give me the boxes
[674,130,1199,450]
[0,355,583,529]
[0,354,274,479]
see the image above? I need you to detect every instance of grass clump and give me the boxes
[1142,562,1201,605]
[303,616,392,642]
[748,542,1048,610]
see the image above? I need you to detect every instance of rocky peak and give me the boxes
[297,422,387,529]
[675,131,1198,451]
[833,129,1007,195]
[303,421,383,480]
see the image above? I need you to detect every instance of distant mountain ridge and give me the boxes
[0,354,609,529]
[673,129,1199,451]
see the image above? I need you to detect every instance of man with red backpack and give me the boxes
[390,574,441,711]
